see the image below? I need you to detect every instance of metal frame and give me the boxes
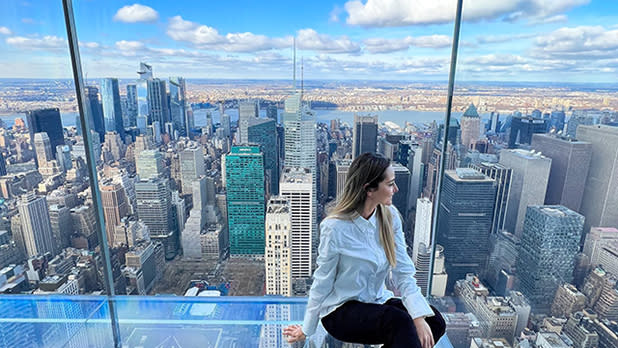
[427,0,464,295]
[61,0,122,346]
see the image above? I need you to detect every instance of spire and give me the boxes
[293,37,296,92]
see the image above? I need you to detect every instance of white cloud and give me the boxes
[475,33,535,44]
[0,27,12,35]
[297,29,360,53]
[166,16,291,52]
[5,35,66,51]
[343,0,589,27]
[462,54,528,66]
[363,35,451,53]
[113,4,159,23]
[533,26,618,59]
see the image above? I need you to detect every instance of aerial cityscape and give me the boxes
[1,0,618,347]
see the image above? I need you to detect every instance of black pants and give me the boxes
[321,298,446,348]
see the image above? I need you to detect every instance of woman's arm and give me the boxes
[390,206,434,319]
[300,220,340,336]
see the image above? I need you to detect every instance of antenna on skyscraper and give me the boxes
[301,56,304,98]
[293,36,297,92]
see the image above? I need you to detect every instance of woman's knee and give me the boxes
[382,306,414,330]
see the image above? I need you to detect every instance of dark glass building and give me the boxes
[470,162,512,235]
[436,168,497,291]
[100,78,125,139]
[352,115,378,158]
[508,116,547,148]
[248,118,279,195]
[84,86,105,142]
[26,108,64,159]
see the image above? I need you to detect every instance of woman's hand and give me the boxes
[414,317,435,348]
[283,324,306,344]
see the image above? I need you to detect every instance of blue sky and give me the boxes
[1,0,617,82]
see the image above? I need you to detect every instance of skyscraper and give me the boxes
[280,167,314,280]
[84,86,105,141]
[169,77,186,136]
[413,197,432,263]
[136,150,163,180]
[265,196,292,296]
[470,162,512,234]
[335,159,352,200]
[125,84,138,128]
[392,163,411,216]
[180,146,205,195]
[549,110,566,133]
[508,116,547,148]
[352,114,378,158]
[100,78,125,138]
[239,100,258,144]
[436,168,496,291]
[577,125,618,234]
[147,78,169,134]
[0,152,6,176]
[530,134,592,212]
[225,146,265,256]
[248,118,279,195]
[517,205,584,314]
[499,149,551,237]
[26,108,64,159]
[135,178,177,259]
[18,193,54,257]
[460,103,481,150]
[33,132,53,166]
[136,63,151,133]
[100,182,130,247]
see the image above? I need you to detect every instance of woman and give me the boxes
[283,152,445,348]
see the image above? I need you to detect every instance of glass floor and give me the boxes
[0,295,453,347]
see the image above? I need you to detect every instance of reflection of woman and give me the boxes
[284,153,445,348]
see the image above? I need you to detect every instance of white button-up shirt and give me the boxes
[302,205,433,336]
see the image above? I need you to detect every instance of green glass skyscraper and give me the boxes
[225,146,265,256]
[248,118,279,195]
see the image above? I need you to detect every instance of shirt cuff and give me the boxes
[402,293,434,319]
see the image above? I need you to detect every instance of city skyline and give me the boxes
[0,1,617,81]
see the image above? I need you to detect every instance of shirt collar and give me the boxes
[354,208,378,230]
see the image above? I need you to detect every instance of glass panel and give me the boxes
[433,1,618,348]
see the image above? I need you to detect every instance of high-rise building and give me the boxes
[125,84,138,128]
[550,110,566,133]
[84,86,105,141]
[577,125,618,234]
[100,182,130,247]
[413,197,432,262]
[530,134,592,212]
[26,108,64,159]
[100,78,125,138]
[508,116,547,148]
[136,150,163,180]
[335,159,352,199]
[18,193,54,257]
[352,114,378,158]
[55,145,72,172]
[135,178,177,259]
[136,63,151,133]
[583,227,618,273]
[406,142,424,209]
[566,113,594,138]
[33,132,53,166]
[248,118,279,195]
[169,77,186,136]
[280,167,313,280]
[103,131,126,162]
[265,196,292,296]
[460,103,481,150]
[517,205,584,314]
[594,276,618,321]
[147,79,169,134]
[267,104,278,122]
[551,283,587,318]
[436,168,496,291]
[470,162,512,234]
[0,152,6,176]
[392,163,411,216]
[499,149,551,237]
[225,146,265,256]
[48,204,72,255]
[180,146,205,195]
[238,100,258,144]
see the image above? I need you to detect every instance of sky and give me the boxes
[0,0,617,82]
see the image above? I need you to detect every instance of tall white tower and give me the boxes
[265,196,292,296]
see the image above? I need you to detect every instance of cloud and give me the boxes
[462,54,528,66]
[329,5,343,22]
[533,25,618,59]
[475,33,536,44]
[343,0,589,27]
[363,35,451,53]
[113,4,159,23]
[0,27,12,35]
[166,15,291,52]
[5,35,66,51]
[297,29,360,53]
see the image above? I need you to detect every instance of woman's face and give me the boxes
[368,165,398,206]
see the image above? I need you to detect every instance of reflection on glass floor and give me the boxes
[0,295,452,348]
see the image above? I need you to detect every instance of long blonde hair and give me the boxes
[328,153,397,266]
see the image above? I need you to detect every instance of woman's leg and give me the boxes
[321,300,423,348]
[384,298,446,343]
